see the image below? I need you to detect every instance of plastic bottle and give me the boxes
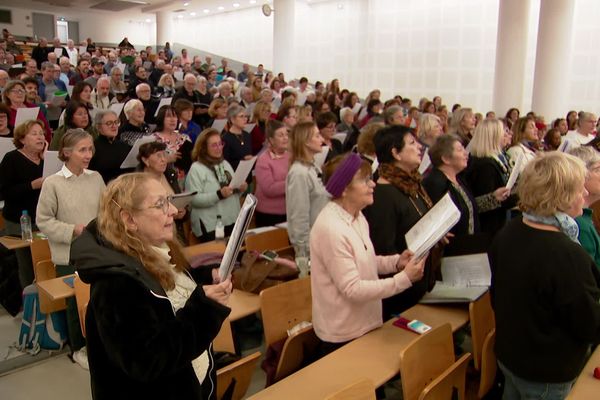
[215,215,225,241]
[20,210,33,242]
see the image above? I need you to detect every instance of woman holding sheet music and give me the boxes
[3,80,52,142]
[0,120,46,287]
[222,105,252,172]
[71,173,231,400]
[153,105,193,182]
[489,152,600,400]
[463,119,515,237]
[363,125,438,318]
[311,153,425,356]
[185,128,247,242]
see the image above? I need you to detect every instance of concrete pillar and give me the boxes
[156,11,173,48]
[531,0,575,120]
[273,0,295,79]
[492,0,531,115]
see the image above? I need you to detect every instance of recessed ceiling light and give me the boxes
[145,18,151,22]
[249,0,256,3]
[190,12,196,16]
[177,14,184,18]
[183,2,189,5]
[218,6,224,10]
[203,8,210,13]
[233,2,240,7]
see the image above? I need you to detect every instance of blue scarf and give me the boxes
[522,211,580,244]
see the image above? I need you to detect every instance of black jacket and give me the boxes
[463,156,517,237]
[71,221,230,400]
[423,168,479,236]
[363,183,436,318]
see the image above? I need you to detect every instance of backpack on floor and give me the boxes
[18,284,67,354]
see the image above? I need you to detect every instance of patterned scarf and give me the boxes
[379,163,433,208]
[522,211,580,243]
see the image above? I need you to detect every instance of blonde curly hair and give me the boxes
[98,172,188,290]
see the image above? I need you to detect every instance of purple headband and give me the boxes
[325,152,363,197]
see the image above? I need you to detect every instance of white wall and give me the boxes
[0,5,156,45]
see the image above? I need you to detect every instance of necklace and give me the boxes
[18,149,41,164]
[232,132,245,146]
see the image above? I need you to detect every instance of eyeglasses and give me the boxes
[353,174,373,185]
[140,196,174,215]
[10,89,25,94]
[103,120,120,127]
[209,141,225,149]
[236,114,249,119]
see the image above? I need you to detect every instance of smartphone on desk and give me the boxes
[260,250,278,262]
[393,316,432,334]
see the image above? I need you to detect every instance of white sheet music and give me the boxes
[120,136,156,168]
[505,153,523,190]
[313,146,329,169]
[441,254,491,287]
[15,107,40,128]
[405,193,460,259]
[211,119,227,133]
[0,137,16,163]
[244,123,256,133]
[154,97,172,116]
[42,151,63,177]
[170,191,197,210]
[333,132,347,144]
[229,156,257,189]
[218,194,258,281]
[109,103,125,116]
[418,149,431,175]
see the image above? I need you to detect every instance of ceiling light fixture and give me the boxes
[233,2,240,7]
[249,0,256,3]
[145,18,151,22]
[177,14,184,18]
[203,9,210,13]
[183,2,189,5]
[218,6,224,10]
[190,12,196,16]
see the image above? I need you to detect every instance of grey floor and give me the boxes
[0,307,267,400]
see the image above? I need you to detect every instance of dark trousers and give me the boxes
[56,264,86,352]
[254,211,286,228]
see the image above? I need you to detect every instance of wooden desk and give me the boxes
[183,241,227,259]
[36,274,259,322]
[0,236,32,250]
[248,304,469,399]
[37,274,75,301]
[567,346,600,399]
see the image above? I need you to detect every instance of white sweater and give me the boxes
[36,166,105,265]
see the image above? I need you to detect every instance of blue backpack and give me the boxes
[18,284,67,354]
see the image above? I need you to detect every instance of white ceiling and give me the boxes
[2,0,277,16]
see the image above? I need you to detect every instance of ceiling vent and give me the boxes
[90,0,145,11]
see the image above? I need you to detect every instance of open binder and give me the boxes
[218,194,258,281]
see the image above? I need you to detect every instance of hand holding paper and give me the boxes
[229,156,257,189]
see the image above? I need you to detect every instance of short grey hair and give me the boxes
[227,104,245,121]
[41,61,54,71]
[568,146,600,169]
[94,109,118,126]
[124,99,144,119]
[339,107,353,120]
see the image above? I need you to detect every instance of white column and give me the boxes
[273,0,295,79]
[531,0,575,120]
[156,11,173,48]
[492,0,531,115]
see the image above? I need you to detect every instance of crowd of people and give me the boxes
[1,30,600,400]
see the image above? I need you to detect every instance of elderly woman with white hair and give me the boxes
[568,146,600,268]
[222,105,252,171]
[89,109,133,183]
[156,73,177,98]
[118,99,153,146]
[418,113,443,149]
[337,106,361,152]
[489,151,600,400]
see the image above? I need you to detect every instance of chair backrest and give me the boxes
[36,259,66,314]
[469,290,495,371]
[213,318,236,354]
[275,325,319,382]
[477,329,497,399]
[260,277,312,348]
[399,323,455,400]
[216,351,261,400]
[418,353,471,400]
[245,228,289,253]
[325,378,377,400]
[30,239,51,271]
[73,275,90,338]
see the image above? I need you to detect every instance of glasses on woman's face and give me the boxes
[354,174,373,185]
[141,196,174,214]
[10,88,25,95]
[209,141,225,149]
[236,114,249,119]
[103,120,120,127]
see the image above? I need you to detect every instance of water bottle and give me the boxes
[215,215,225,241]
[20,210,33,242]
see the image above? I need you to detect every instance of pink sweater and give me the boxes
[310,202,412,343]
[255,150,289,215]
